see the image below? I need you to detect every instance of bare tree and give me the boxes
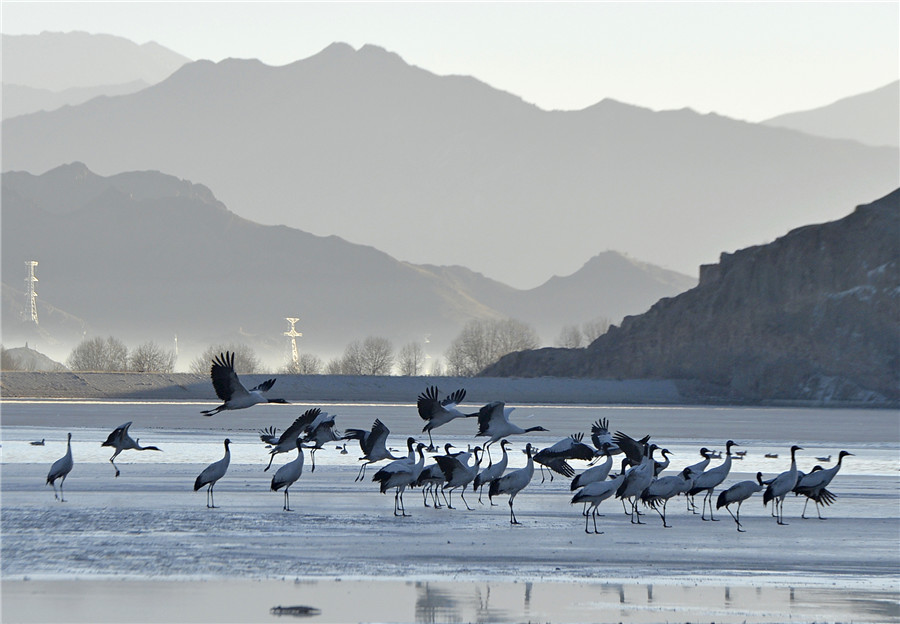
[67,336,129,371]
[339,340,366,375]
[282,353,323,375]
[555,324,584,348]
[582,316,611,344]
[428,358,443,377]
[129,341,176,372]
[189,343,261,375]
[398,341,425,376]
[360,336,394,375]
[445,318,540,376]
[324,357,344,375]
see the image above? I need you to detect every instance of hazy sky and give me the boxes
[2,2,897,122]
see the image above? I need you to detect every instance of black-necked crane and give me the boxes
[794,450,853,519]
[100,421,161,477]
[30,439,45,446]
[201,351,288,416]
[615,442,658,524]
[488,443,536,524]
[271,438,306,511]
[533,433,591,482]
[571,474,622,534]
[435,446,483,510]
[373,439,426,516]
[641,467,694,528]
[653,448,673,476]
[260,408,323,472]
[194,438,231,508]
[343,418,401,481]
[417,386,476,451]
[302,410,342,472]
[475,401,548,458]
[763,444,803,525]
[571,443,614,492]
[687,440,737,521]
[684,447,712,512]
[46,433,73,502]
[473,439,511,505]
[815,454,832,463]
[716,472,765,532]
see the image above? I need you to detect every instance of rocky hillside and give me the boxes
[483,190,900,404]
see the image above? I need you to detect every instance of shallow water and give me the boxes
[2,399,899,623]
[4,577,898,623]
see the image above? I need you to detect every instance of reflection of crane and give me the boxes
[25,261,39,324]
[284,317,302,365]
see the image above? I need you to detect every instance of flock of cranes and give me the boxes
[43,352,854,532]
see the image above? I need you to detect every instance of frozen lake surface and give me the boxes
[2,399,898,623]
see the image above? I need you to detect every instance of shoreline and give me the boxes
[1,371,893,407]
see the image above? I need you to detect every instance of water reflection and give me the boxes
[401,580,898,624]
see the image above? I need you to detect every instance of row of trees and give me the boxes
[44,315,611,376]
[68,337,177,373]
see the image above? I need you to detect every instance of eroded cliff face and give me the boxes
[484,190,900,404]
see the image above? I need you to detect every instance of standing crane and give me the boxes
[763,445,803,525]
[793,450,853,519]
[194,439,231,508]
[488,443,536,525]
[46,433,73,502]
[716,472,766,532]
[271,438,306,511]
[686,440,737,521]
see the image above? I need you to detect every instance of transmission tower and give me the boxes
[24,261,39,325]
[284,317,302,365]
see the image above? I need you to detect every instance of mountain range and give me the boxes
[762,80,899,149]
[3,39,897,290]
[1,163,694,369]
[485,190,900,404]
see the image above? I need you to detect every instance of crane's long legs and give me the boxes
[110,450,122,478]
[508,497,519,525]
[725,503,745,532]
[460,489,473,511]
[264,453,277,472]
[283,487,292,512]
[207,484,218,508]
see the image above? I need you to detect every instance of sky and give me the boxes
[2,1,898,122]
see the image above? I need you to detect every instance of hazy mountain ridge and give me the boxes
[3,42,896,289]
[2,80,152,120]
[1,32,190,92]
[1,164,693,368]
[484,190,900,404]
[763,81,899,148]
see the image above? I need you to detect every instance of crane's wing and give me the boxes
[259,426,280,445]
[417,386,441,421]
[476,401,504,436]
[366,419,390,455]
[210,351,246,402]
[442,388,466,407]
[250,378,276,393]
[613,431,649,465]
[279,408,322,442]
[102,421,132,446]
